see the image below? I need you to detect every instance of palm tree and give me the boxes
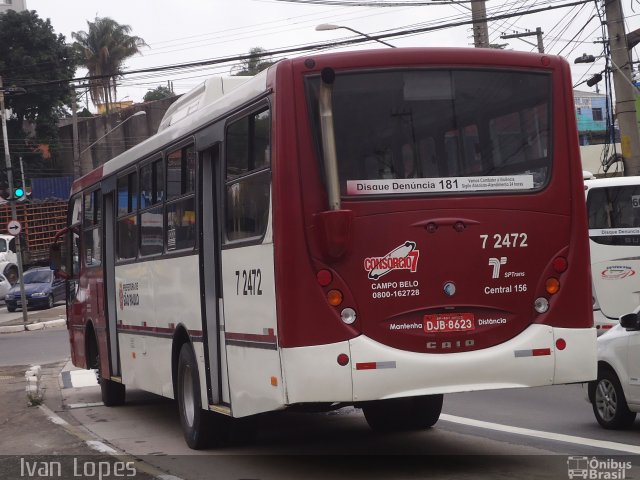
[72,17,147,113]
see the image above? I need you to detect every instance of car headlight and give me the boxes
[31,292,47,297]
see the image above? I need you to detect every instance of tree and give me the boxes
[143,85,174,102]
[72,17,147,113]
[233,47,275,76]
[0,10,77,180]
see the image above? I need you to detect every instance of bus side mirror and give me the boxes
[620,311,640,331]
[49,227,70,279]
[50,244,62,272]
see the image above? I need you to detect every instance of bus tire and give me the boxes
[362,394,443,432]
[177,343,215,449]
[101,378,126,407]
[590,369,636,429]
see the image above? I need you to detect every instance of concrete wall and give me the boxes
[580,143,622,176]
[57,96,179,177]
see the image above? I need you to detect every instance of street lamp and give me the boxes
[80,110,147,156]
[315,23,396,48]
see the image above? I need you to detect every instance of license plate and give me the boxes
[424,313,475,333]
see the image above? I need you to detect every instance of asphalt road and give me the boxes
[0,325,69,367]
[5,325,640,479]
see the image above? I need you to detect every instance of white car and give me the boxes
[589,307,640,428]
[0,273,11,303]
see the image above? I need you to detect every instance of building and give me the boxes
[573,90,609,145]
[0,0,27,13]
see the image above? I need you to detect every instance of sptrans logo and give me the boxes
[364,241,420,280]
[601,265,636,280]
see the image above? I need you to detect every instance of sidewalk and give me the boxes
[0,361,159,479]
[0,304,66,333]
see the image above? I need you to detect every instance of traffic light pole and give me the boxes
[0,76,30,328]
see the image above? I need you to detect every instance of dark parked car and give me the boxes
[5,267,65,312]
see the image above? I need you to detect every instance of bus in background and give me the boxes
[584,176,640,335]
[52,47,596,450]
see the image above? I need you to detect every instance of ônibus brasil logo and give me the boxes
[363,241,420,280]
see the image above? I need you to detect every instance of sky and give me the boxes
[24,0,640,110]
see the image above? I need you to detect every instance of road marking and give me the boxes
[441,413,640,454]
[85,440,117,455]
[60,369,98,389]
[66,402,104,409]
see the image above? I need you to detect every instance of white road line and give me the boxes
[66,402,104,409]
[85,440,118,455]
[440,413,640,454]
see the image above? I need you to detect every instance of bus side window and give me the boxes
[117,171,139,260]
[165,146,196,252]
[225,108,271,243]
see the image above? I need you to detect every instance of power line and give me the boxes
[12,0,592,93]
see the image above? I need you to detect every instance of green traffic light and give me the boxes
[14,187,24,198]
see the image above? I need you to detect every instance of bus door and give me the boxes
[103,190,121,377]
[218,105,284,418]
[199,143,226,406]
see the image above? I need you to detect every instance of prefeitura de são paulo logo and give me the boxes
[363,241,420,280]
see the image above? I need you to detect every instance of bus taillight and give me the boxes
[340,308,357,325]
[317,269,333,286]
[552,256,568,273]
[327,289,343,306]
[545,277,560,295]
[556,338,567,350]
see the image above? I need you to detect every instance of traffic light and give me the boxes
[12,180,25,200]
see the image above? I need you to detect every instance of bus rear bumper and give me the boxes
[281,324,596,404]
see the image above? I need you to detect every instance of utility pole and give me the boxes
[605,0,640,176]
[71,91,81,179]
[0,76,29,328]
[500,28,545,53]
[471,0,490,48]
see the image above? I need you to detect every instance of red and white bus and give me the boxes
[53,47,596,449]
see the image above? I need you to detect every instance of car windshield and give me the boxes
[588,184,640,245]
[23,270,52,284]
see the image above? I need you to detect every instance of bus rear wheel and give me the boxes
[177,343,232,449]
[362,394,443,432]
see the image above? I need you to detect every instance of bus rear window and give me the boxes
[306,69,551,196]
[588,185,640,246]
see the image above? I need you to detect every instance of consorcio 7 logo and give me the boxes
[363,241,420,280]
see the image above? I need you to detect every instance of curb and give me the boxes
[0,318,67,334]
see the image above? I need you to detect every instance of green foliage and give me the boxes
[72,17,147,113]
[0,10,77,179]
[233,47,275,76]
[143,85,174,102]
